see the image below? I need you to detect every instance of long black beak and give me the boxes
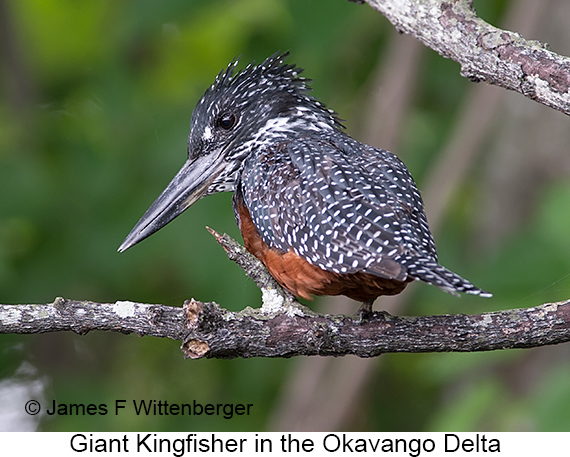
[118,152,225,252]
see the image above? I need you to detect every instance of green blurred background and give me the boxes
[1,0,570,432]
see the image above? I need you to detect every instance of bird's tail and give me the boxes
[404,257,492,298]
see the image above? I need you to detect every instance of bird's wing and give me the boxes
[239,136,439,282]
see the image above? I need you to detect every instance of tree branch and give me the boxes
[1,295,570,359]
[1,230,570,359]
[361,0,570,116]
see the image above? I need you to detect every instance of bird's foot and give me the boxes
[357,298,375,323]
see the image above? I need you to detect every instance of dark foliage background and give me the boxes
[1,0,570,431]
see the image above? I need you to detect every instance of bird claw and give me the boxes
[356,299,375,323]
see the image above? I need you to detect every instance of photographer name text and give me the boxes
[37,400,252,419]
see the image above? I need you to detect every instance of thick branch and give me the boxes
[182,299,570,358]
[1,296,570,359]
[1,230,569,359]
[362,0,570,115]
[0,297,186,339]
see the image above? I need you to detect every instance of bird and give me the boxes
[118,52,491,312]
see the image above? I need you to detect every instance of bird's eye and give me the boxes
[219,113,237,130]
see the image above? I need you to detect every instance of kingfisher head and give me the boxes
[119,52,341,252]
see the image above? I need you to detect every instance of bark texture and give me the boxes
[363,0,570,115]
[1,295,569,359]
